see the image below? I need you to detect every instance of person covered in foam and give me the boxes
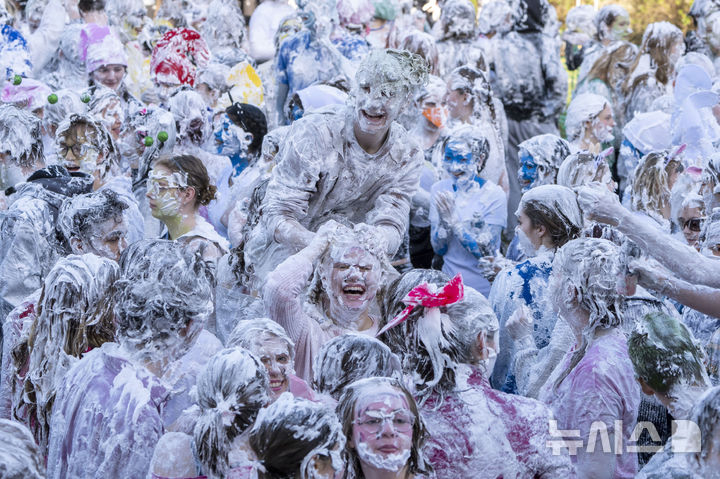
[435,0,487,77]
[263,221,390,381]
[46,239,214,478]
[5,254,118,453]
[145,154,229,263]
[565,93,615,154]
[150,347,270,479]
[429,125,507,296]
[489,185,583,396]
[246,49,427,283]
[313,333,401,402]
[378,269,574,478]
[0,419,45,479]
[248,393,346,479]
[536,238,641,478]
[337,377,433,479]
[227,318,314,402]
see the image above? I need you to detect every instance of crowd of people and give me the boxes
[1,0,720,477]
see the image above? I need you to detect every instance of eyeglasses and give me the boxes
[682,217,704,232]
[354,410,414,435]
[59,144,98,158]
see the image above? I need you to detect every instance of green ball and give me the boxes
[12,75,22,85]
[144,136,154,147]
[81,94,91,103]
[157,131,169,142]
[47,93,58,104]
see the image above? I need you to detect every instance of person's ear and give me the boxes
[181,186,197,206]
[535,223,547,239]
[69,237,85,254]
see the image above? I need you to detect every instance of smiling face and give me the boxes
[351,390,413,472]
[443,138,475,186]
[354,69,408,138]
[325,245,381,313]
[92,64,126,91]
[679,205,704,248]
[254,335,293,399]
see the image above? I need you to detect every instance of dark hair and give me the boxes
[78,0,105,13]
[249,396,343,479]
[59,189,128,242]
[154,154,217,206]
[225,103,267,156]
[628,311,707,394]
[337,377,432,478]
[313,334,402,399]
[523,199,581,247]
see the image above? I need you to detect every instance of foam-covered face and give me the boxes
[145,166,188,219]
[255,336,293,399]
[419,91,447,129]
[518,150,539,191]
[324,246,381,313]
[679,205,703,248]
[443,138,475,186]
[515,207,543,256]
[445,88,471,120]
[58,125,105,178]
[214,116,251,158]
[92,64,126,91]
[610,14,632,41]
[99,98,125,140]
[354,69,408,137]
[0,153,26,190]
[86,216,128,261]
[352,390,413,472]
[591,105,614,143]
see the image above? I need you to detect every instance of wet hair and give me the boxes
[448,65,500,132]
[356,48,429,97]
[227,317,295,360]
[586,42,639,91]
[399,31,440,76]
[54,113,120,177]
[337,377,432,478]
[78,0,105,13]
[153,154,217,206]
[193,347,270,479]
[517,134,571,185]
[249,394,344,479]
[0,419,45,479]
[14,254,119,450]
[313,334,402,399]
[557,151,608,188]
[631,151,683,219]
[623,22,684,95]
[551,238,625,390]
[440,125,491,174]
[57,189,128,246]
[225,102,268,156]
[0,104,44,168]
[379,270,498,402]
[690,386,720,469]
[229,178,269,285]
[594,4,629,42]
[519,185,583,248]
[628,311,708,395]
[565,93,610,142]
[114,239,214,360]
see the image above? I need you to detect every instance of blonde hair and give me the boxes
[631,151,682,219]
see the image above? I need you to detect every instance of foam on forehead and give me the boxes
[356,49,428,95]
[0,103,42,166]
[565,93,609,140]
[345,377,409,413]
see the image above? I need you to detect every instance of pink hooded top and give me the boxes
[539,328,642,479]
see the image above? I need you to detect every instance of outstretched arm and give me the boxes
[578,184,720,289]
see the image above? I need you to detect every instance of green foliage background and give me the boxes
[549,0,694,44]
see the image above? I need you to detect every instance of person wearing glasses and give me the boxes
[145,154,229,263]
[337,377,432,479]
[674,187,705,250]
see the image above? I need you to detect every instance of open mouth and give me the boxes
[362,110,386,124]
[342,284,366,298]
[269,378,286,392]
